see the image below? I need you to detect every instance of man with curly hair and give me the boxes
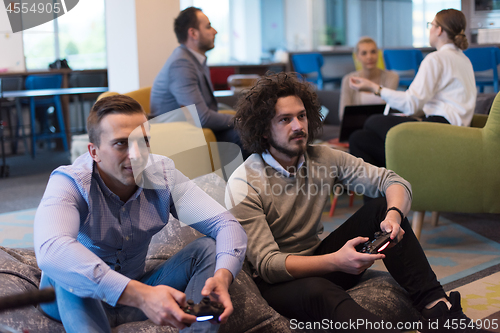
[224,72,489,332]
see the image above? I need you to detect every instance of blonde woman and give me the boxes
[349,9,475,167]
[339,37,399,121]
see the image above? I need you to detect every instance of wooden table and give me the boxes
[1,87,109,99]
[0,69,107,139]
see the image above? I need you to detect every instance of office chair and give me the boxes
[383,49,423,88]
[291,53,338,90]
[463,46,500,93]
[25,74,68,158]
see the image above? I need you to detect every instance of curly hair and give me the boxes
[234,72,323,155]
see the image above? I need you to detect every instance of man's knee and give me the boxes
[193,235,216,248]
[349,130,369,151]
[364,114,386,131]
[39,275,62,322]
[363,196,387,209]
[301,278,349,302]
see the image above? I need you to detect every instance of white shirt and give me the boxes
[186,46,207,65]
[359,91,385,105]
[381,43,476,126]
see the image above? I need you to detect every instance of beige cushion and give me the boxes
[149,122,221,180]
[70,134,90,163]
[227,74,260,93]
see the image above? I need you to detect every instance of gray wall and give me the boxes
[346,0,413,48]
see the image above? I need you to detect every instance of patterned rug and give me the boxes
[322,196,500,283]
[2,198,500,282]
[0,208,36,248]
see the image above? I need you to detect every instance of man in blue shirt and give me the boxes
[34,95,247,332]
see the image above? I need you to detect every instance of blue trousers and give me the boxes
[39,237,219,333]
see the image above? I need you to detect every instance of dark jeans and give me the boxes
[349,114,449,167]
[256,198,446,332]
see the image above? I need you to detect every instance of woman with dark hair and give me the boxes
[348,8,476,168]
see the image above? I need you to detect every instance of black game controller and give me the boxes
[183,297,224,322]
[358,231,392,254]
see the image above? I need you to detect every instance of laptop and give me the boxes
[338,104,387,142]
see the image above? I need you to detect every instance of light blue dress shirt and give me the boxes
[34,153,247,306]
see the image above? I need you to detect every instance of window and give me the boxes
[179,0,463,64]
[23,0,106,70]
[412,0,461,47]
[181,0,231,64]
[181,0,267,64]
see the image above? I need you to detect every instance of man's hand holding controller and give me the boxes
[117,269,234,329]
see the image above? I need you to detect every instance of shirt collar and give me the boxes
[92,162,142,203]
[261,151,305,177]
[186,46,207,66]
[439,43,459,52]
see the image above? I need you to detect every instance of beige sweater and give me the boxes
[225,145,411,284]
[339,69,399,121]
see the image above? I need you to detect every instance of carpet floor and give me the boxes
[1,150,499,332]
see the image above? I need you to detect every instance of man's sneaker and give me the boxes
[420,291,492,332]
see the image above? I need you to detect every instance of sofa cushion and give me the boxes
[0,247,65,333]
[0,246,419,333]
[349,270,420,324]
[475,93,497,115]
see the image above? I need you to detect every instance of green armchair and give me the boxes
[386,94,500,240]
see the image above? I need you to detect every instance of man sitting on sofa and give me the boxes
[150,7,245,156]
[34,95,247,332]
[225,72,489,333]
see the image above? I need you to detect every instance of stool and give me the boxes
[25,75,68,158]
[329,186,355,217]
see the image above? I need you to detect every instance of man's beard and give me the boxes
[199,39,215,53]
[268,131,307,158]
